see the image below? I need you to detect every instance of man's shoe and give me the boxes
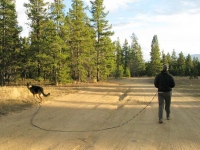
[167,117,170,120]
[159,119,163,123]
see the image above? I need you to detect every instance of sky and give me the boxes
[16,0,200,61]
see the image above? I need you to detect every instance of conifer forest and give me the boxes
[0,0,199,85]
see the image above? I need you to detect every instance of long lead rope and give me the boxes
[30,92,157,133]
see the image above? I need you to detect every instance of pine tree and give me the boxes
[129,33,145,76]
[68,0,95,82]
[166,52,172,71]
[90,0,115,81]
[43,0,72,84]
[145,61,151,76]
[19,37,31,80]
[177,51,185,76]
[170,49,177,75]
[185,54,193,77]
[24,0,49,80]
[81,16,97,82]
[114,38,123,78]
[197,59,200,77]
[149,35,162,76]
[161,50,168,64]
[136,44,145,76]
[122,39,130,77]
[0,0,22,85]
[192,57,199,78]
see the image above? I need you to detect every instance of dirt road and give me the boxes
[1,78,200,150]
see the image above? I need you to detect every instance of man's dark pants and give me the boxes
[158,91,172,120]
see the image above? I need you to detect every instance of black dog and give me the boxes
[27,82,50,103]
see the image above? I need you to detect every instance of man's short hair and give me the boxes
[163,64,168,71]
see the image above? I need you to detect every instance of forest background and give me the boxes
[0,0,200,86]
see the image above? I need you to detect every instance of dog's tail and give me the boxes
[42,92,50,97]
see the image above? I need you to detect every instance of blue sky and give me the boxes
[16,0,200,61]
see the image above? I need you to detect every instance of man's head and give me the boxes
[163,64,169,71]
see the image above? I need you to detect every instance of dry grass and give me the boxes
[0,86,39,116]
[174,76,200,97]
[0,85,73,116]
[0,99,34,115]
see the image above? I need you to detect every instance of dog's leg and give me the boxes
[35,94,41,103]
[38,94,43,103]
[35,94,39,99]
[33,94,38,103]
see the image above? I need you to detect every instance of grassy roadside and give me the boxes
[0,86,37,116]
[0,99,35,116]
[174,77,200,97]
[0,85,70,116]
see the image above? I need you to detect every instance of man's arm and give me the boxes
[154,75,159,88]
[170,75,175,88]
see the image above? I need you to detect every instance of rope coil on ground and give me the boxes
[30,92,157,133]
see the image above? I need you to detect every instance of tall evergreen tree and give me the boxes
[114,38,123,78]
[170,49,178,75]
[90,0,115,81]
[177,51,185,76]
[19,37,31,80]
[24,0,49,80]
[43,0,71,84]
[161,50,168,64]
[192,57,199,78]
[0,0,22,85]
[166,52,172,69]
[122,39,130,77]
[197,59,200,77]
[149,35,162,76]
[145,61,151,76]
[83,17,97,82]
[129,33,145,76]
[68,0,95,82]
[185,54,193,77]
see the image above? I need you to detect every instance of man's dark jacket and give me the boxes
[154,71,175,92]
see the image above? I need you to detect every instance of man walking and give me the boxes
[154,64,175,123]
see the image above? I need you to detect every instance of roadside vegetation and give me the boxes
[175,77,200,97]
[0,99,34,116]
